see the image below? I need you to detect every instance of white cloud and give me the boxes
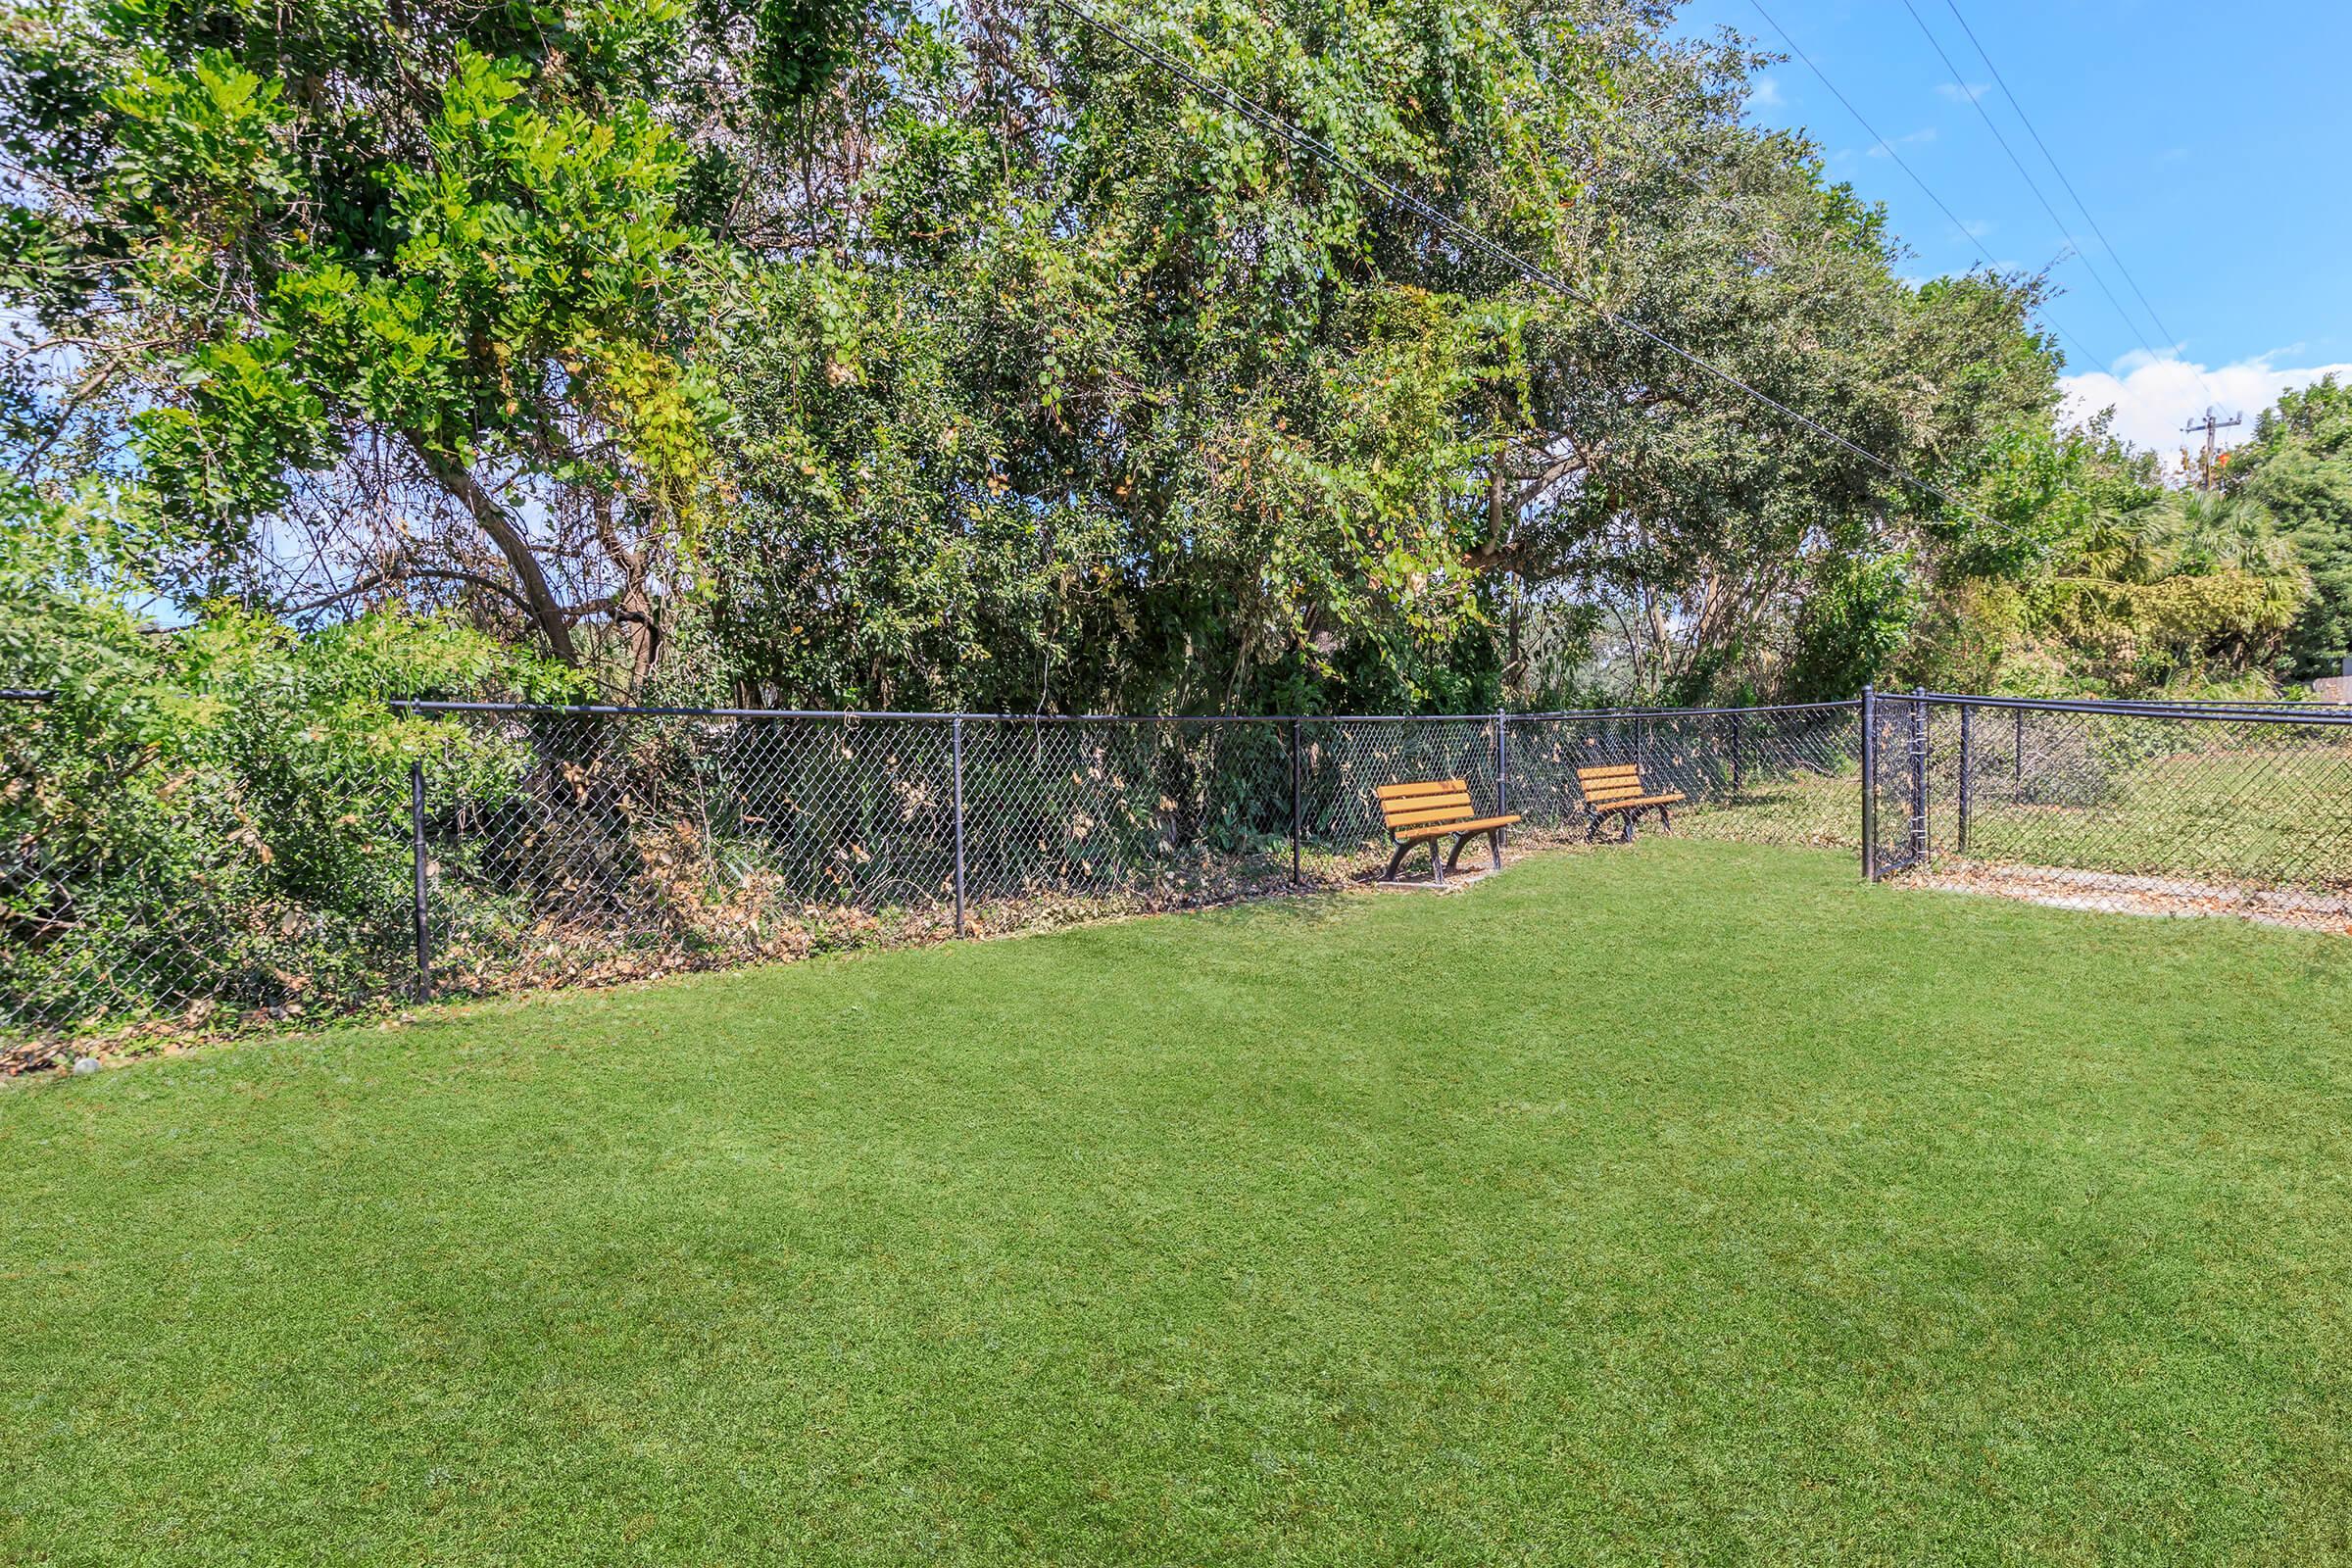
[1750,74,1784,109]
[2060,352,2352,461]
[1866,126,1938,158]
[1937,82,1991,104]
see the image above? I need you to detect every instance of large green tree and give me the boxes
[694,0,2075,710]
[2226,375,2352,678]
[0,0,778,684]
[0,0,2103,710]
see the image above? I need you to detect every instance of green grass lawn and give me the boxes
[1677,741,2352,893]
[9,841,2352,1565]
[1680,770,1862,850]
[1951,747,2352,891]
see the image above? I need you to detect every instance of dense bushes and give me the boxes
[1,501,571,1035]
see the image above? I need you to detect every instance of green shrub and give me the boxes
[1,490,572,1035]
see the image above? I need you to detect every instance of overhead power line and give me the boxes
[1938,0,2184,355]
[1039,0,2018,537]
[1891,0,2202,398]
[1744,0,2110,374]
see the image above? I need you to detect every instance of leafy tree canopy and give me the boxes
[2227,375,2352,678]
[0,0,2292,710]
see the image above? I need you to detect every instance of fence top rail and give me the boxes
[1917,693,2352,713]
[1517,700,1861,720]
[1904,690,2352,726]
[384,699,1861,723]
[394,700,966,720]
[388,701,1490,723]
[386,701,1487,723]
[2129,700,2352,711]
[2,688,58,702]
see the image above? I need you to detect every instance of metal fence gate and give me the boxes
[1862,686,1928,880]
[1863,691,2352,921]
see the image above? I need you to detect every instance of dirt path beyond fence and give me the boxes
[1909,859,2352,936]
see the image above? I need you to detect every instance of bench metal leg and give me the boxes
[1429,836,1445,887]
[1382,839,1412,881]
[1445,829,1499,876]
[1620,810,1636,843]
[1658,803,1673,834]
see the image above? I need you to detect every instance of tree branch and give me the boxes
[404,434,580,664]
[282,565,542,620]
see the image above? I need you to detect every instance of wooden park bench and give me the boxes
[1575,763,1686,842]
[1375,779,1521,886]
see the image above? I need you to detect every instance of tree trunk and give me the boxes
[616,577,661,695]
[408,434,580,665]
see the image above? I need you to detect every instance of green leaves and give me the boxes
[2228,376,2352,678]
[0,0,2176,710]
[106,49,295,217]
[752,0,856,113]
[1,0,728,676]
[130,333,333,528]
[690,0,1626,710]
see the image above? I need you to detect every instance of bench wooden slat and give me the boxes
[1395,812,1519,843]
[1375,778,1467,801]
[1576,764,1641,778]
[1385,804,1477,831]
[1589,792,1685,814]
[1382,786,1474,807]
[1382,789,1473,812]
[1376,795,1465,811]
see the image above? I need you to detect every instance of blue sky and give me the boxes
[1670,0,2352,462]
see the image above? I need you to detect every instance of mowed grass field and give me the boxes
[1955,746,2352,890]
[1680,743,2352,892]
[8,841,2352,1565]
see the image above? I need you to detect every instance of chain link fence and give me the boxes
[413,702,1873,1005]
[1509,703,1864,849]
[4,697,1864,1052]
[1865,690,2352,930]
[20,685,2352,1056]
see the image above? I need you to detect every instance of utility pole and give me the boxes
[2180,407,2243,493]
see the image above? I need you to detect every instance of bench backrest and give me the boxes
[1575,763,1652,807]
[1375,778,1478,834]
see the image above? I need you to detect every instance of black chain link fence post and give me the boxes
[1289,717,1302,885]
[1494,710,1508,847]
[1957,703,1974,855]
[409,758,431,1001]
[1730,710,1744,799]
[1909,688,1930,867]
[951,714,967,937]
[1860,685,1877,880]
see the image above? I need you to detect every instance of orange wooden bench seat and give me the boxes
[1575,763,1686,842]
[1374,778,1521,885]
